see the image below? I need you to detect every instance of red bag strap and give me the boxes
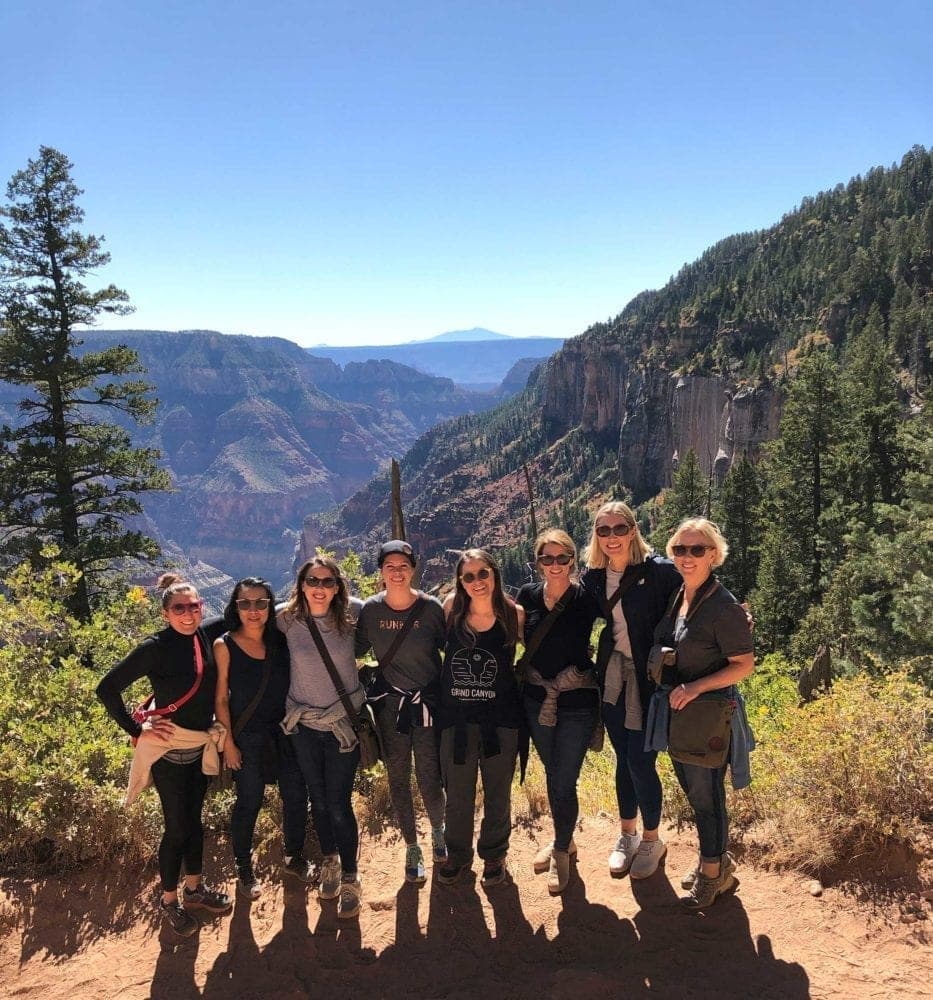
[139,634,205,720]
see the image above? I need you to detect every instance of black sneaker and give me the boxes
[160,900,198,937]
[236,862,261,900]
[182,883,232,914]
[481,860,508,889]
[438,862,470,885]
[283,854,316,883]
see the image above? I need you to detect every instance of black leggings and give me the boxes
[150,756,209,892]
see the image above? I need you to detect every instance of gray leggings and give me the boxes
[374,696,446,843]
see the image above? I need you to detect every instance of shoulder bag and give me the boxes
[663,579,735,769]
[305,618,382,769]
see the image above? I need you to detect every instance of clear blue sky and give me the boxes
[1,1,930,346]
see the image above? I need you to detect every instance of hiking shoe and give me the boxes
[682,851,734,891]
[630,838,667,879]
[337,875,362,920]
[481,860,508,889]
[319,854,342,900]
[608,832,642,877]
[283,854,316,884]
[159,900,198,937]
[547,850,571,895]
[533,838,577,874]
[236,861,261,900]
[438,862,470,885]
[182,883,232,914]
[681,856,736,910]
[405,844,427,884]
[431,825,448,863]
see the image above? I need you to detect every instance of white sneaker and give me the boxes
[319,854,341,900]
[608,832,641,876]
[630,838,667,879]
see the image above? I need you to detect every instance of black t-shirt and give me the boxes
[223,632,291,735]
[439,620,522,729]
[517,582,600,709]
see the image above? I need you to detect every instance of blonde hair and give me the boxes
[534,528,577,571]
[667,517,729,568]
[585,501,652,569]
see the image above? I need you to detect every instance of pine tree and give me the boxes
[651,448,708,550]
[0,147,169,620]
[752,348,843,649]
[715,453,762,600]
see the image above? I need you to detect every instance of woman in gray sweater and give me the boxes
[278,556,365,920]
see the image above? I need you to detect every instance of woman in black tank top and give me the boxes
[437,549,525,888]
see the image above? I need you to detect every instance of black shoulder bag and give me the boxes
[305,618,382,769]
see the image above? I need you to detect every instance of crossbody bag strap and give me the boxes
[596,564,648,621]
[231,638,275,739]
[304,618,359,725]
[376,595,427,672]
[664,578,722,639]
[517,584,576,671]
[140,632,205,720]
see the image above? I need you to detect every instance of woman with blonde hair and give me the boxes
[581,501,681,881]
[518,528,601,894]
[655,517,755,909]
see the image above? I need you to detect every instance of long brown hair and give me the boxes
[447,549,519,647]
[283,556,353,634]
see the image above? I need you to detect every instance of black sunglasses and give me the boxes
[460,568,492,584]
[303,575,337,589]
[235,598,271,611]
[537,553,573,566]
[595,524,632,538]
[671,544,712,558]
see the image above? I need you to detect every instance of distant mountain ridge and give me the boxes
[307,335,564,389]
[305,147,933,588]
[420,327,511,342]
[0,329,526,598]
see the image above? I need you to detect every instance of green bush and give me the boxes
[0,554,164,868]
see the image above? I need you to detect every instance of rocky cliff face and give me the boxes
[539,335,782,501]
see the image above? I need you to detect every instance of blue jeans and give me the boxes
[290,725,360,874]
[672,759,729,860]
[231,727,308,864]
[602,696,663,830]
[524,695,597,852]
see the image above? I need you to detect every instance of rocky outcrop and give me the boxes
[540,339,782,501]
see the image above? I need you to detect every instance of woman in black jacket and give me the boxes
[581,502,681,881]
[96,573,232,937]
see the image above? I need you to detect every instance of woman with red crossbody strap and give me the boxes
[96,573,232,937]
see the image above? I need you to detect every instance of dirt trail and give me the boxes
[2,815,929,999]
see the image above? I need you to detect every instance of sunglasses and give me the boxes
[235,598,271,611]
[460,568,492,584]
[595,524,632,538]
[167,601,203,615]
[537,553,573,566]
[671,544,712,558]
[303,575,337,589]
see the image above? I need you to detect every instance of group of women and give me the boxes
[96,507,755,938]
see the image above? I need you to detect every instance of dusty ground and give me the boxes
[1,815,930,1000]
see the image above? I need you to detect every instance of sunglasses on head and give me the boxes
[167,600,203,615]
[537,553,573,566]
[235,598,271,611]
[460,568,492,584]
[303,575,337,589]
[595,523,632,538]
[671,544,712,558]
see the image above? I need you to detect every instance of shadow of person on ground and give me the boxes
[628,869,810,999]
